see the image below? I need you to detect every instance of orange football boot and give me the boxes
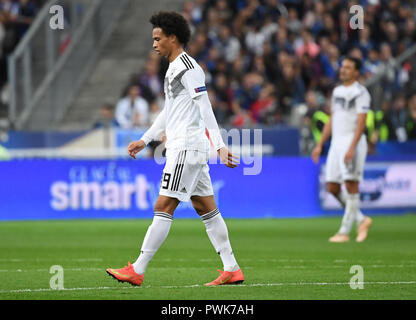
[106,262,144,286]
[205,269,245,286]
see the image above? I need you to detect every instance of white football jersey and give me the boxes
[331,81,371,140]
[163,52,210,152]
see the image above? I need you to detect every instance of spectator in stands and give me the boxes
[364,48,381,76]
[93,103,119,129]
[250,82,278,124]
[123,0,415,133]
[215,0,233,25]
[148,100,161,124]
[295,29,320,60]
[299,52,320,90]
[245,22,266,56]
[15,0,37,41]
[139,59,162,101]
[304,90,328,144]
[214,25,241,63]
[0,0,43,104]
[378,93,408,142]
[211,73,232,124]
[232,72,263,115]
[271,26,292,54]
[276,62,305,116]
[378,43,397,101]
[357,24,375,58]
[286,7,302,35]
[115,85,149,130]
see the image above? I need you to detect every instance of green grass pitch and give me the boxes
[0,215,415,300]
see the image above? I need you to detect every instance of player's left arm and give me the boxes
[181,68,238,168]
[345,89,371,164]
[195,94,239,168]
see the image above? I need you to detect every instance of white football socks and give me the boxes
[201,208,239,272]
[133,212,173,275]
[334,191,365,226]
[338,193,360,235]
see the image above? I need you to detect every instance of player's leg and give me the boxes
[106,195,179,286]
[327,182,344,206]
[191,195,244,286]
[107,149,183,285]
[344,180,372,242]
[192,195,239,272]
[327,182,366,224]
[132,195,179,275]
[335,179,359,239]
[325,145,350,242]
[343,137,372,242]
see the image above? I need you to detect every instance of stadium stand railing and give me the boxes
[7,0,129,131]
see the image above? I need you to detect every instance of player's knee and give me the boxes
[153,196,177,215]
[345,180,359,194]
[191,201,205,215]
[327,183,340,195]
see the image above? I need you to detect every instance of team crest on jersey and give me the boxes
[194,86,207,93]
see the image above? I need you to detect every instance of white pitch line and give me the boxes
[1,258,416,264]
[0,268,105,273]
[1,264,415,273]
[0,281,415,294]
[0,258,103,262]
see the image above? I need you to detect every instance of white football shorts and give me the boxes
[159,148,214,202]
[325,135,367,184]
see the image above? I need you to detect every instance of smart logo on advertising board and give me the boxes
[48,162,226,214]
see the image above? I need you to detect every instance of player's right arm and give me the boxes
[311,113,332,164]
[127,107,166,159]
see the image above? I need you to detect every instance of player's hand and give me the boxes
[127,140,146,159]
[344,148,355,165]
[218,147,239,168]
[311,145,322,164]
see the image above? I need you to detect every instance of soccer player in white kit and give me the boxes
[106,11,244,286]
[312,57,373,243]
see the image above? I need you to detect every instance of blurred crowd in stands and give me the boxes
[1,0,416,152]
[0,0,45,116]
[113,0,416,152]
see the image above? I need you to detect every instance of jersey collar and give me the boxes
[167,52,189,78]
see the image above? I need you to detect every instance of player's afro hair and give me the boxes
[150,11,191,47]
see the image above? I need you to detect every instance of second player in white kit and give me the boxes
[312,57,373,243]
[326,82,370,184]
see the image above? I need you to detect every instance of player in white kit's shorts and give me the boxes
[325,135,367,184]
[312,56,373,243]
[159,149,213,202]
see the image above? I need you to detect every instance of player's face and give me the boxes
[339,59,359,83]
[152,28,172,58]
